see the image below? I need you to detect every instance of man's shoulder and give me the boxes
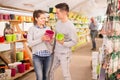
[67,20,75,27]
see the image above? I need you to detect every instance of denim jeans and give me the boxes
[33,54,53,80]
[90,30,98,48]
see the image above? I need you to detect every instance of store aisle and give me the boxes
[17,38,103,80]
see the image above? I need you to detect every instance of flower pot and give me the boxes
[0,36,5,43]
[56,33,64,41]
[16,52,24,61]
[45,30,54,39]
[5,34,13,42]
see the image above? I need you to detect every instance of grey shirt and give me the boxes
[55,20,78,53]
[89,22,98,31]
[27,26,52,54]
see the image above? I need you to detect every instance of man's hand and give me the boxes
[57,39,64,45]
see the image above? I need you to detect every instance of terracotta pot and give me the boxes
[24,63,30,70]
[23,49,30,60]
[18,16,23,21]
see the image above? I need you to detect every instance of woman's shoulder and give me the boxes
[29,26,36,28]
[28,26,37,32]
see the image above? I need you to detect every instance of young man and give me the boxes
[50,3,78,80]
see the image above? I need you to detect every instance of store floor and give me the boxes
[17,38,103,80]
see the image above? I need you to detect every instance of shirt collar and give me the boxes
[35,25,46,29]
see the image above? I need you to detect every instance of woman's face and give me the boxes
[35,14,46,25]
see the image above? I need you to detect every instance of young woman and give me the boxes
[27,10,53,80]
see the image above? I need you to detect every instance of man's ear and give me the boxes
[65,11,68,15]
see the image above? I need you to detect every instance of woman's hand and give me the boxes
[42,35,50,41]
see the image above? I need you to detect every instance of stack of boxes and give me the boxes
[92,51,99,79]
[92,47,105,80]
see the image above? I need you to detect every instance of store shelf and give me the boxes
[0,53,10,64]
[0,20,33,66]
[78,33,89,37]
[0,20,21,22]
[9,20,32,23]
[76,27,88,28]
[11,67,34,80]
[0,39,27,44]
[9,20,21,22]
[72,39,87,51]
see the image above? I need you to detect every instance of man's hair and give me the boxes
[33,10,45,25]
[55,3,69,12]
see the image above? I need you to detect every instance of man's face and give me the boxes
[55,9,67,19]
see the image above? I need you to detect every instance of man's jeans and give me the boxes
[90,30,98,49]
[33,54,53,80]
[50,52,71,80]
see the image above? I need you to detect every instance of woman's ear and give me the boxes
[35,17,38,21]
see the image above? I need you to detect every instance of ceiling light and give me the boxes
[23,3,34,7]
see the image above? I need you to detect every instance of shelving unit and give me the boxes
[72,22,90,51]
[0,20,34,79]
[11,67,34,80]
[95,0,120,80]
[98,35,120,80]
[0,52,10,65]
[9,20,33,65]
[0,39,26,44]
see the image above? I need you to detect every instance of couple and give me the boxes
[27,3,78,80]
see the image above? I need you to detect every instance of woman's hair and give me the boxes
[33,10,45,25]
[55,3,69,12]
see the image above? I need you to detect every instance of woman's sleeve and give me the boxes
[27,27,43,47]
